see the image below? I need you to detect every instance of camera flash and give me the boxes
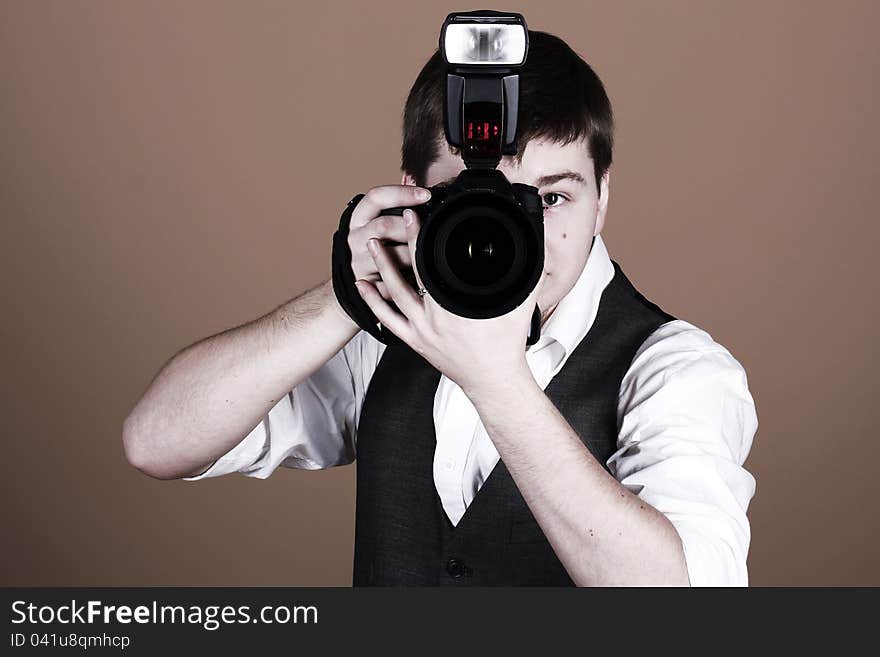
[443,23,527,65]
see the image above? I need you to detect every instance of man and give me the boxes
[122,31,757,586]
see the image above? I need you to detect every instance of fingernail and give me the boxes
[367,239,378,255]
[416,188,431,201]
[355,280,365,294]
[404,209,413,226]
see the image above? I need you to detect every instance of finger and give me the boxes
[355,243,410,270]
[367,237,423,320]
[386,244,412,268]
[350,185,431,229]
[403,209,426,293]
[375,275,412,300]
[350,243,410,283]
[355,279,412,341]
[363,214,408,243]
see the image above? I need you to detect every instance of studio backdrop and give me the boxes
[2,0,878,586]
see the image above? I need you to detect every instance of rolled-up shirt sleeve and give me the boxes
[184,329,381,481]
[608,320,758,587]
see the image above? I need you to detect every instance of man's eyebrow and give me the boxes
[535,171,586,187]
[437,170,586,187]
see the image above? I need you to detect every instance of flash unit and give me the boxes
[440,11,528,168]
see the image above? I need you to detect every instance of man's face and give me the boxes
[403,136,610,325]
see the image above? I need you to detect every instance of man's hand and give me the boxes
[354,208,542,394]
[348,184,432,301]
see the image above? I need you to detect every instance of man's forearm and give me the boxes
[462,369,691,586]
[122,277,359,480]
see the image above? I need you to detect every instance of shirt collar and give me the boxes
[535,233,615,360]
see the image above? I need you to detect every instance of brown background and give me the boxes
[2,0,877,586]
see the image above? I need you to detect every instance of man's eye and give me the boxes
[542,192,567,209]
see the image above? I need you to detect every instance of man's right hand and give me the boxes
[347,184,431,300]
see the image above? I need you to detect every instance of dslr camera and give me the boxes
[332,10,545,346]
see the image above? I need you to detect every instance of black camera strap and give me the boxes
[331,193,402,346]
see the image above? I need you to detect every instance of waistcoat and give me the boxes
[353,260,675,585]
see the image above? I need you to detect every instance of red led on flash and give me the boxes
[466,121,500,142]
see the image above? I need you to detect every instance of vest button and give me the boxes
[446,558,472,579]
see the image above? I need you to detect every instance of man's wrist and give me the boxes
[321,277,360,333]
[459,358,536,404]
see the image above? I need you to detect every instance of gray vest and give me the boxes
[352,260,675,585]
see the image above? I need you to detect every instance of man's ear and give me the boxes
[594,168,611,235]
[402,171,416,186]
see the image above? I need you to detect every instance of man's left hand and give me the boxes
[354,208,541,394]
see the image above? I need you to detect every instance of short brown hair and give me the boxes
[401,30,614,192]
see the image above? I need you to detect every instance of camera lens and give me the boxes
[432,202,526,299]
[444,213,515,287]
[414,174,543,320]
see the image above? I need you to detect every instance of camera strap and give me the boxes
[332,194,402,345]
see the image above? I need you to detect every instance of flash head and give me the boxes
[441,13,528,66]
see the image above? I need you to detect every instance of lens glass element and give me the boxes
[444,214,515,287]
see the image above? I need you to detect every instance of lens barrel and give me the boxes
[414,169,543,319]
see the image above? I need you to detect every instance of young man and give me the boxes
[122,31,757,586]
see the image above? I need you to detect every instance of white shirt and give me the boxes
[186,234,758,587]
